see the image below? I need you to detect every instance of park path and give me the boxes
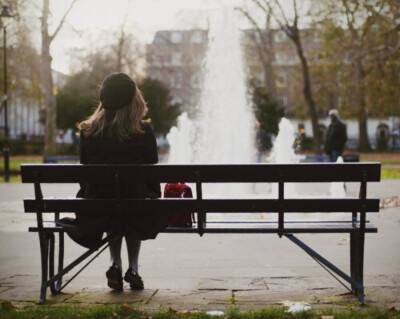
[0,180,399,310]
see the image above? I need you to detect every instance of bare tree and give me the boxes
[41,0,77,156]
[237,6,276,100]
[248,0,322,154]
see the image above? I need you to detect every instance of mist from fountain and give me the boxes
[330,156,346,197]
[267,118,299,198]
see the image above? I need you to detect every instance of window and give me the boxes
[275,52,287,64]
[150,71,163,82]
[190,73,201,88]
[172,72,182,88]
[276,71,287,88]
[274,31,287,43]
[313,32,322,43]
[171,32,183,43]
[255,71,263,83]
[278,95,288,107]
[150,54,161,66]
[191,31,203,43]
[171,52,182,66]
[171,96,183,105]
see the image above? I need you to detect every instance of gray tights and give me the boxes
[108,234,141,272]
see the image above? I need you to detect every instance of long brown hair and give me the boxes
[77,88,148,142]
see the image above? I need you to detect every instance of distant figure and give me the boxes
[324,109,347,162]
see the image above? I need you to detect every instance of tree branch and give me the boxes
[236,7,270,63]
[250,0,268,14]
[273,0,290,26]
[262,0,285,31]
[50,0,78,41]
[293,0,298,27]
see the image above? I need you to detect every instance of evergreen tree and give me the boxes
[139,78,181,137]
[252,85,284,150]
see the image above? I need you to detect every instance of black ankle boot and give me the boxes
[124,268,144,290]
[106,263,123,291]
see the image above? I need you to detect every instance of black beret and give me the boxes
[100,72,136,110]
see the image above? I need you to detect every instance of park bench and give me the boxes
[21,162,380,305]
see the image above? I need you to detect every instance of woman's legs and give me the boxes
[125,236,141,272]
[107,234,143,290]
[108,235,123,268]
[124,236,144,290]
[107,234,141,271]
[106,235,123,290]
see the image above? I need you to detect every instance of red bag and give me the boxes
[163,183,195,227]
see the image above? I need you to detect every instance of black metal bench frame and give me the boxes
[21,163,381,304]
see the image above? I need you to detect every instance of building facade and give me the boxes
[146,30,208,114]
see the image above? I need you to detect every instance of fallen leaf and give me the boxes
[120,305,133,312]
[169,307,178,313]
[1,301,15,310]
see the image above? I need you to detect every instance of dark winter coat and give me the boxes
[69,123,168,249]
[324,119,347,154]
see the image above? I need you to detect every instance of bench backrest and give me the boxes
[21,163,381,235]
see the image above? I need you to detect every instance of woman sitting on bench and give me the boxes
[60,72,168,291]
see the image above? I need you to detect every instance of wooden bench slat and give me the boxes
[28,223,378,234]
[21,163,381,183]
[24,198,380,213]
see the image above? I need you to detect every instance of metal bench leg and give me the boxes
[49,233,58,295]
[350,231,365,305]
[56,232,64,291]
[350,232,357,294]
[38,232,50,304]
[356,232,365,304]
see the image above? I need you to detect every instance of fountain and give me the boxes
[167,7,255,197]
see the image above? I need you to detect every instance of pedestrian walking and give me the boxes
[324,109,347,162]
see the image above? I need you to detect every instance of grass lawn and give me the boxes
[381,167,400,179]
[0,156,42,175]
[359,152,400,165]
[0,303,399,319]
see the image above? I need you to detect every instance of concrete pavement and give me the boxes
[0,180,399,310]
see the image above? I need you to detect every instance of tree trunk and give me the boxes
[116,34,124,71]
[293,35,321,154]
[263,63,276,101]
[354,59,371,151]
[264,30,276,101]
[41,0,57,156]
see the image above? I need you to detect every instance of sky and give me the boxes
[34,0,254,74]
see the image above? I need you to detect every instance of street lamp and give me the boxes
[0,5,12,182]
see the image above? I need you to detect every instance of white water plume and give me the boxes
[167,7,255,197]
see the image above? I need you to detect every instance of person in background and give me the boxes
[324,109,347,162]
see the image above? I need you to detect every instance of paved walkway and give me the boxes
[0,180,399,311]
